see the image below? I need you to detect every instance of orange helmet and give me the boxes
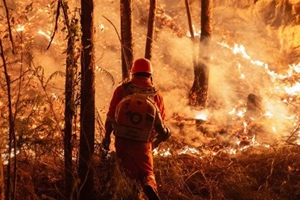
[131,58,153,74]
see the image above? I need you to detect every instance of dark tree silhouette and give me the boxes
[0,39,17,200]
[185,0,197,71]
[189,0,212,108]
[145,0,157,60]
[121,0,133,80]
[61,2,79,199]
[79,0,95,199]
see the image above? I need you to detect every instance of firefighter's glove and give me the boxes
[153,127,171,149]
[102,136,111,151]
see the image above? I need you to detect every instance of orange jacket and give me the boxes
[105,76,167,190]
[105,76,165,138]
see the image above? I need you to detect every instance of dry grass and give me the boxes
[154,145,300,200]
[12,143,300,200]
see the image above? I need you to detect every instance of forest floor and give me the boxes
[13,132,300,200]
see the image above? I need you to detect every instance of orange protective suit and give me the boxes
[104,76,166,198]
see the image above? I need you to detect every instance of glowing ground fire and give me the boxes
[154,43,300,158]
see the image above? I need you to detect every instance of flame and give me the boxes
[178,146,200,155]
[153,148,171,157]
[243,121,248,133]
[228,107,236,115]
[99,24,105,31]
[297,131,300,145]
[38,30,56,44]
[16,25,25,32]
[51,93,58,99]
[293,63,300,73]
[264,111,273,117]
[237,110,245,117]
[272,126,277,133]
[157,43,300,158]
[218,42,300,85]
[284,82,300,95]
[2,148,20,165]
[38,30,50,40]
[195,113,207,121]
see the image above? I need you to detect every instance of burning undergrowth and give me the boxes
[12,134,300,200]
[154,145,300,200]
[7,57,299,199]
[11,57,300,199]
[93,89,300,200]
[91,137,300,200]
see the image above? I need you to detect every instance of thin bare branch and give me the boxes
[2,0,15,53]
[47,0,62,50]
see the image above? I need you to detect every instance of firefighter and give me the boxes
[102,58,171,200]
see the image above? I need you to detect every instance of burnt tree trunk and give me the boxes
[62,1,79,198]
[145,0,156,60]
[120,0,133,80]
[79,0,95,199]
[189,0,212,108]
[64,34,75,200]
[185,0,197,69]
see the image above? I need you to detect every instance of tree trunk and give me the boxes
[185,0,195,39]
[120,0,133,80]
[185,0,197,70]
[145,0,156,60]
[64,39,74,200]
[0,154,4,200]
[79,0,95,199]
[63,4,78,198]
[189,0,212,108]
[0,39,17,200]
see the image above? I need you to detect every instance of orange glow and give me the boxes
[195,113,207,121]
[16,25,25,32]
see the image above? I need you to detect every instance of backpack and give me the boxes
[114,83,158,142]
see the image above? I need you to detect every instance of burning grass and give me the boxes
[154,145,300,200]
[13,142,300,200]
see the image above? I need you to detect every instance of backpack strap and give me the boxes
[122,82,157,97]
[122,82,133,97]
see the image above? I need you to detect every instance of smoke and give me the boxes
[0,0,298,150]
[93,0,300,148]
